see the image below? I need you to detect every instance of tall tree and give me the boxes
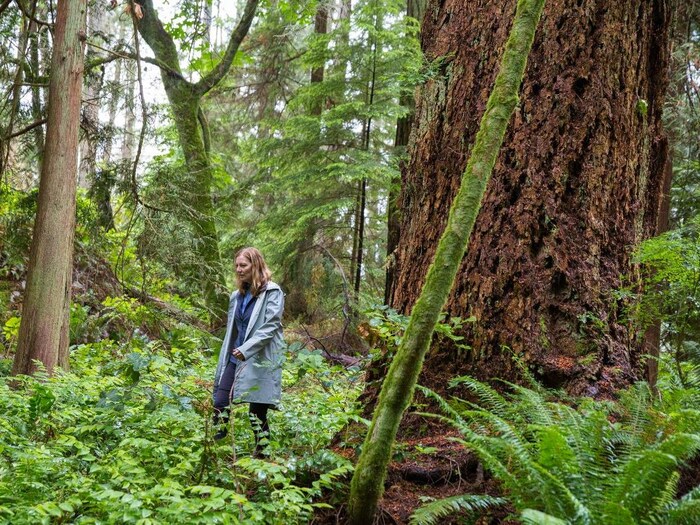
[388,0,672,396]
[12,0,87,375]
[78,0,108,189]
[131,0,259,320]
[384,0,425,304]
[348,0,545,520]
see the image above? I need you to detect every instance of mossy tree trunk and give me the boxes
[347,0,545,521]
[133,0,259,321]
[13,0,88,376]
[388,0,672,396]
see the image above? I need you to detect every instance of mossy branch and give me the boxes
[133,0,183,79]
[346,0,546,522]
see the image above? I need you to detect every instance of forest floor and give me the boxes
[315,424,513,524]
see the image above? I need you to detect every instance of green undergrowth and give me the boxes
[0,314,363,524]
[411,376,700,525]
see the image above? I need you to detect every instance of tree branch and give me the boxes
[0,0,13,17]
[14,0,52,29]
[85,41,186,81]
[132,0,185,85]
[3,117,46,140]
[194,0,259,96]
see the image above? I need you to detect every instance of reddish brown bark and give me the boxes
[13,0,87,375]
[390,0,672,396]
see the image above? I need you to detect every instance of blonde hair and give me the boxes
[235,247,272,296]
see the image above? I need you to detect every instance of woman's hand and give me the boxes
[232,349,245,361]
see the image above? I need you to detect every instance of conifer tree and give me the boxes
[347,0,545,520]
[13,0,88,375]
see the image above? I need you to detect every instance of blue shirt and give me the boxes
[229,290,257,364]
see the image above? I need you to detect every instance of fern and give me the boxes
[448,375,511,417]
[415,376,700,525]
[665,486,700,525]
[409,494,505,525]
[520,508,568,525]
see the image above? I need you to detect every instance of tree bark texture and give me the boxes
[389,0,672,396]
[13,0,87,376]
[348,0,545,521]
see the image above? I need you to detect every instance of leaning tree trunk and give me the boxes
[13,0,87,376]
[389,0,672,397]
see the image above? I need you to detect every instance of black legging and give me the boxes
[214,362,272,448]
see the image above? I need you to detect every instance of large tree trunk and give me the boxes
[13,0,87,376]
[389,0,672,396]
[348,1,546,520]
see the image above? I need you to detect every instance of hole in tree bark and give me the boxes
[552,270,568,294]
[531,238,544,257]
[573,77,589,96]
[565,158,583,196]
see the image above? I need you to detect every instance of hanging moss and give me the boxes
[347,0,546,522]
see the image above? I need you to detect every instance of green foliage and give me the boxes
[366,305,474,358]
[204,0,422,316]
[0,187,102,281]
[665,15,700,227]
[409,494,506,525]
[413,379,700,525]
[0,314,361,524]
[635,218,700,386]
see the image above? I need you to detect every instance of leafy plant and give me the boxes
[0,318,361,524]
[412,377,700,525]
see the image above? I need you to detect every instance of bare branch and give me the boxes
[194,0,259,96]
[14,0,52,29]
[0,0,13,17]
[3,117,46,140]
[85,41,186,81]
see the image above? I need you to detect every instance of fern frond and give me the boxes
[520,508,568,525]
[467,409,531,458]
[448,375,510,416]
[657,432,700,462]
[527,459,592,523]
[409,494,506,525]
[611,434,700,520]
[498,380,555,426]
[416,385,469,428]
[450,436,521,492]
[597,501,635,525]
[640,471,680,525]
[678,484,700,502]
[532,426,577,481]
[665,500,700,525]
[617,382,653,442]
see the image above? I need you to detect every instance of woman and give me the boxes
[212,247,285,455]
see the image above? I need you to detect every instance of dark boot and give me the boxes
[249,404,271,456]
[213,408,229,441]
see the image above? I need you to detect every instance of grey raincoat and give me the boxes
[212,282,285,407]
